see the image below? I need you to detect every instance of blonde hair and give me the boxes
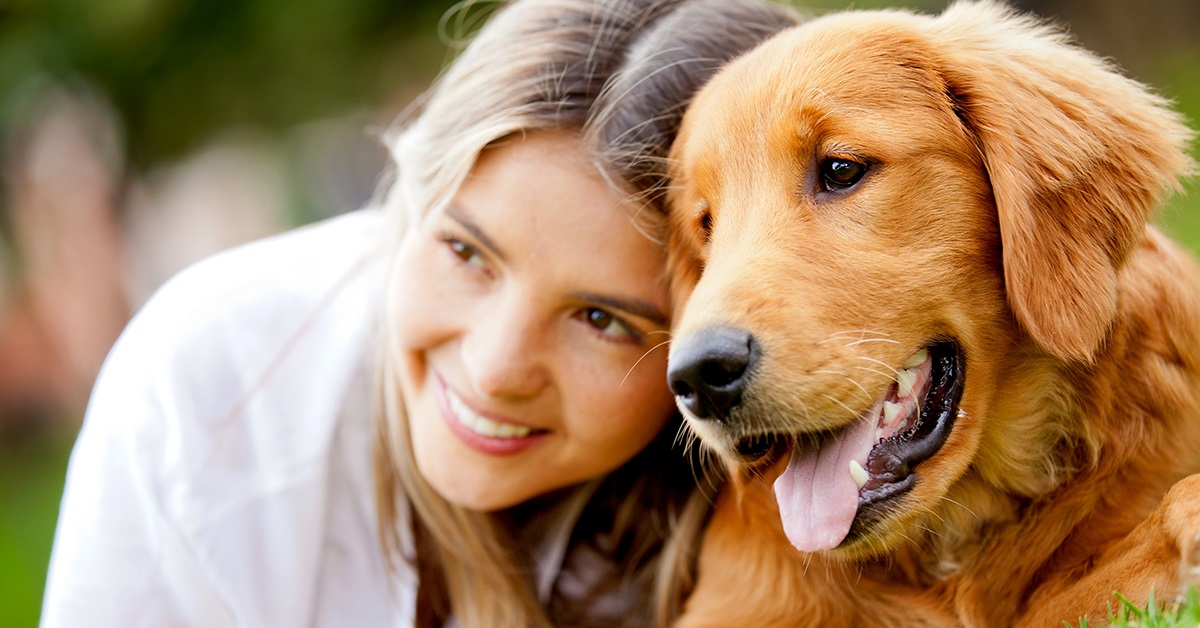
[373,1,799,626]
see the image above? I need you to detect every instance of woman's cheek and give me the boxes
[581,351,675,450]
[627,354,678,436]
[390,235,459,350]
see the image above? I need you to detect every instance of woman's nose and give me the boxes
[460,295,550,400]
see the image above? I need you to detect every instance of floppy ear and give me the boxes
[930,1,1194,362]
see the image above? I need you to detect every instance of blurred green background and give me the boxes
[0,0,1197,625]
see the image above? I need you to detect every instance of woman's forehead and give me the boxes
[450,132,669,303]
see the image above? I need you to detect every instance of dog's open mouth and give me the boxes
[744,342,964,553]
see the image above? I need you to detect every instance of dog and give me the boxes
[663,1,1200,625]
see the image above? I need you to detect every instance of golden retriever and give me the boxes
[663,1,1200,625]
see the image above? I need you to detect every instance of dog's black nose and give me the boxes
[668,326,757,421]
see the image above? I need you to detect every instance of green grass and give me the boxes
[1067,587,1200,628]
[0,429,75,628]
[1151,47,1200,258]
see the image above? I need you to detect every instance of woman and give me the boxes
[41,0,799,626]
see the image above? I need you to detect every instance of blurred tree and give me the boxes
[1,0,453,168]
[1014,0,1200,82]
[0,0,467,431]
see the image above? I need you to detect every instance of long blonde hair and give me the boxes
[373,1,800,626]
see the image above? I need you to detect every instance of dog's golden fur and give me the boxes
[665,2,1200,625]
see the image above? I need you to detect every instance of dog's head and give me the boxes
[666,0,1193,558]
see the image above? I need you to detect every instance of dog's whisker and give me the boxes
[808,369,874,404]
[915,504,946,525]
[677,424,704,466]
[842,375,874,403]
[783,396,817,425]
[620,339,672,387]
[690,441,724,497]
[893,530,919,548]
[821,394,861,421]
[816,331,895,351]
[672,419,691,448]
[703,456,725,495]
[845,337,901,347]
[855,355,901,378]
[678,426,726,506]
[938,495,979,520]
[915,523,945,541]
[825,329,895,339]
[852,366,893,383]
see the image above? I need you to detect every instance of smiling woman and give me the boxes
[391,132,675,510]
[38,0,801,626]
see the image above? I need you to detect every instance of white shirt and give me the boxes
[41,210,587,627]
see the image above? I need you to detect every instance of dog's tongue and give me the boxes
[773,400,882,552]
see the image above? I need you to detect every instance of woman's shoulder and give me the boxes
[122,208,385,374]
[142,208,387,329]
[50,210,409,626]
[85,208,390,505]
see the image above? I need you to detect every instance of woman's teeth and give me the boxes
[447,388,533,439]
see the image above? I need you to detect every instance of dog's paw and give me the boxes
[1181,528,1200,595]
[1161,474,1200,596]
[1162,474,1200,540]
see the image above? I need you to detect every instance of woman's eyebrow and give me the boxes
[445,203,665,326]
[575,292,668,327]
[446,203,506,262]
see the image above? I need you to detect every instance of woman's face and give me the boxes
[391,131,676,511]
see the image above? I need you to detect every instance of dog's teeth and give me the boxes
[904,349,929,369]
[897,368,918,398]
[850,460,869,489]
[882,401,904,427]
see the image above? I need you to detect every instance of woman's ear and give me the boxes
[931,1,1194,363]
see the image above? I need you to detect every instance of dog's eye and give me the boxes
[698,210,712,240]
[820,157,868,190]
[694,199,713,243]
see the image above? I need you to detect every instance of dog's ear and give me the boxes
[930,1,1194,362]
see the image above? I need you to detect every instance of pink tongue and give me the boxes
[773,400,883,552]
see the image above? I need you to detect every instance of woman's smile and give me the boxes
[438,373,550,455]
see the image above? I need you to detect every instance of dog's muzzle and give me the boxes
[668,325,758,420]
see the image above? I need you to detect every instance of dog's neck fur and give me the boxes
[950,229,1200,622]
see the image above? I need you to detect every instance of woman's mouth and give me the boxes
[447,388,535,438]
[439,378,548,455]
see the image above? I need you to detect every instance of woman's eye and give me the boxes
[581,307,635,340]
[820,157,868,191]
[446,238,486,268]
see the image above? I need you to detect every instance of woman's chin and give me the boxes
[410,439,541,511]
[424,466,541,512]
